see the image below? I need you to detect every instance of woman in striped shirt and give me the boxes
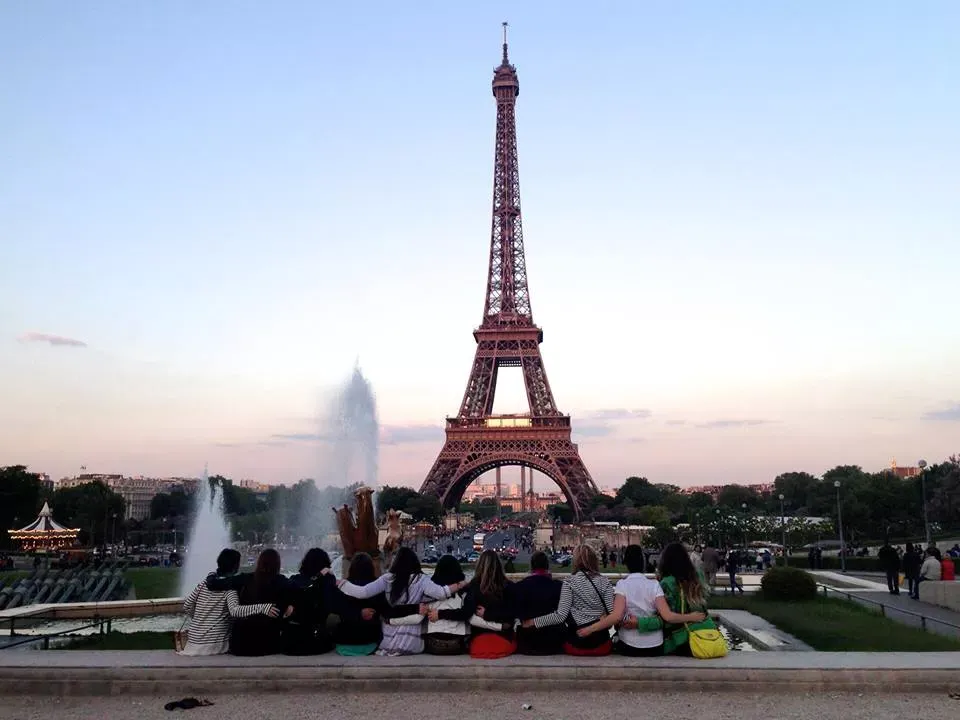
[521,544,616,656]
[179,549,279,656]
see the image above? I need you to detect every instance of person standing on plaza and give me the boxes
[701,545,720,588]
[725,548,744,594]
[903,543,922,599]
[877,540,901,596]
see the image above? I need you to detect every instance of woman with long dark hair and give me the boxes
[653,542,712,656]
[230,548,290,656]
[332,552,420,656]
[334,546,468,656]
[281,547,337,655]
[463,550,516,658]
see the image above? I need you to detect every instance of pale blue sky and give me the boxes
[2,2,958,489]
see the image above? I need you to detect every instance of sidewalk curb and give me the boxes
[2,666,958,696]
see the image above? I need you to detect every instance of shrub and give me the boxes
[760,566,818,601]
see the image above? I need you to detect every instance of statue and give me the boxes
[333,486,381,574]
[382,509,403,565]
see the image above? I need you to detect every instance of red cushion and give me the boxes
[563,640,612,657]
[470,633,517,659]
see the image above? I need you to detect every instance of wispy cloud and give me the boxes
[573,424,617,439]
[665,419,687,426]
[695,419,771,429]
[18,332,87,348]
[271,433,327,442]
[922,403,960,422]
[381,424,445,445]
[582,408,652,421]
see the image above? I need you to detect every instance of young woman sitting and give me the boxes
[521,545,615,656]
[650,542,712,656]
[180,548,279,656]
[229,548,290,656]
[463,550,517,659]
[333,547,468,656]
[281,547,338,656]
[576,544,705,656]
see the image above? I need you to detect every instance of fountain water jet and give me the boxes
[302,364,380,576]
[178,471,232,597]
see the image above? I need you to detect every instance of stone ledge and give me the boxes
[2,655,960,695]
[919,581,960,612]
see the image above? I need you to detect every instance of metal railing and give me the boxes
[816,583,960,633]
[1,616,114,651]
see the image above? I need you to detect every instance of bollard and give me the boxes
[921,616,927,632]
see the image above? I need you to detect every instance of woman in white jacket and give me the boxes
[917,547,942,598]
[390,554,505,655]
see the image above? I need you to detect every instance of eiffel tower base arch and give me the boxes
[420,423,595,519]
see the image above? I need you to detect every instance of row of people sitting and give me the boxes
[180,542,711,659]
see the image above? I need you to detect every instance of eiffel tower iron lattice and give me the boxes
[420,26,598,519]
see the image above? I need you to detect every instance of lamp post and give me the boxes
[695,512,701,546]
[834,480,846,572]
[918,459,930,546]
[741,503,748,548]
[779,493,786,565]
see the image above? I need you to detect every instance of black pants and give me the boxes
[885,570,900,595]
[617,642,664,657]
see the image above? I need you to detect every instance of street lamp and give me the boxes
[741,503,748,548]
[834,480,846,572]
[918,459,930,546]
[779,493,786,566]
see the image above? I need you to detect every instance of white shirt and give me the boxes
[615,573,665,649]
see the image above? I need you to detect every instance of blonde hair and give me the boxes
[474,549,507,600]
[572,544,600,575]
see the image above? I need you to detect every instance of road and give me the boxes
[6,691,959,720]
[414,526,533,564]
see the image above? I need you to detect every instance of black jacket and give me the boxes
[512,572,565,655]
[877,546,900,573]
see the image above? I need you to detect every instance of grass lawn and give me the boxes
[711,594,960,652]
[63,631,172,651]
[125,567,181,599]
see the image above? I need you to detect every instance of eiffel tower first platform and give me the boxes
[419,26,598,520]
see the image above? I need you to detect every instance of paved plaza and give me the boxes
[4,690,960,720]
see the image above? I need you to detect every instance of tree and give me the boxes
[150,488,192,520]
[51,481,125,547]
[405,494,443,523]
[773,471,819,514]
[0,465,46,548]
[615,477,666,507]
[376,486,421,516]
[716,484,761,509]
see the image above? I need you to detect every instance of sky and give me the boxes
[2,2,959,493]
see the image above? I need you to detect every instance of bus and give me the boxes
[473,533,486,552]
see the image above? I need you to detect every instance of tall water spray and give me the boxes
[178,472,232,597]
[298,365,379,547]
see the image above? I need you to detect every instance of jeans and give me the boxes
[728,571,742,593]
[885,570,900,594]
[912,577,923,599]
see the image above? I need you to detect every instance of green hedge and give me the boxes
[761,566,818,601]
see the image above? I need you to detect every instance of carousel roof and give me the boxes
[8,502,80,536]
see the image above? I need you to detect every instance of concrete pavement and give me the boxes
[5,691,960,720]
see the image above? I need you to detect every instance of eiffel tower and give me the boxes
[419,25,598,519]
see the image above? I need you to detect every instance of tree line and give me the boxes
[2,454,958,549]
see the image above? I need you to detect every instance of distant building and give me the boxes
[887,459,920,479]
[58,473,200,521]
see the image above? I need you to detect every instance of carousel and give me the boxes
[8,501,80,551]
